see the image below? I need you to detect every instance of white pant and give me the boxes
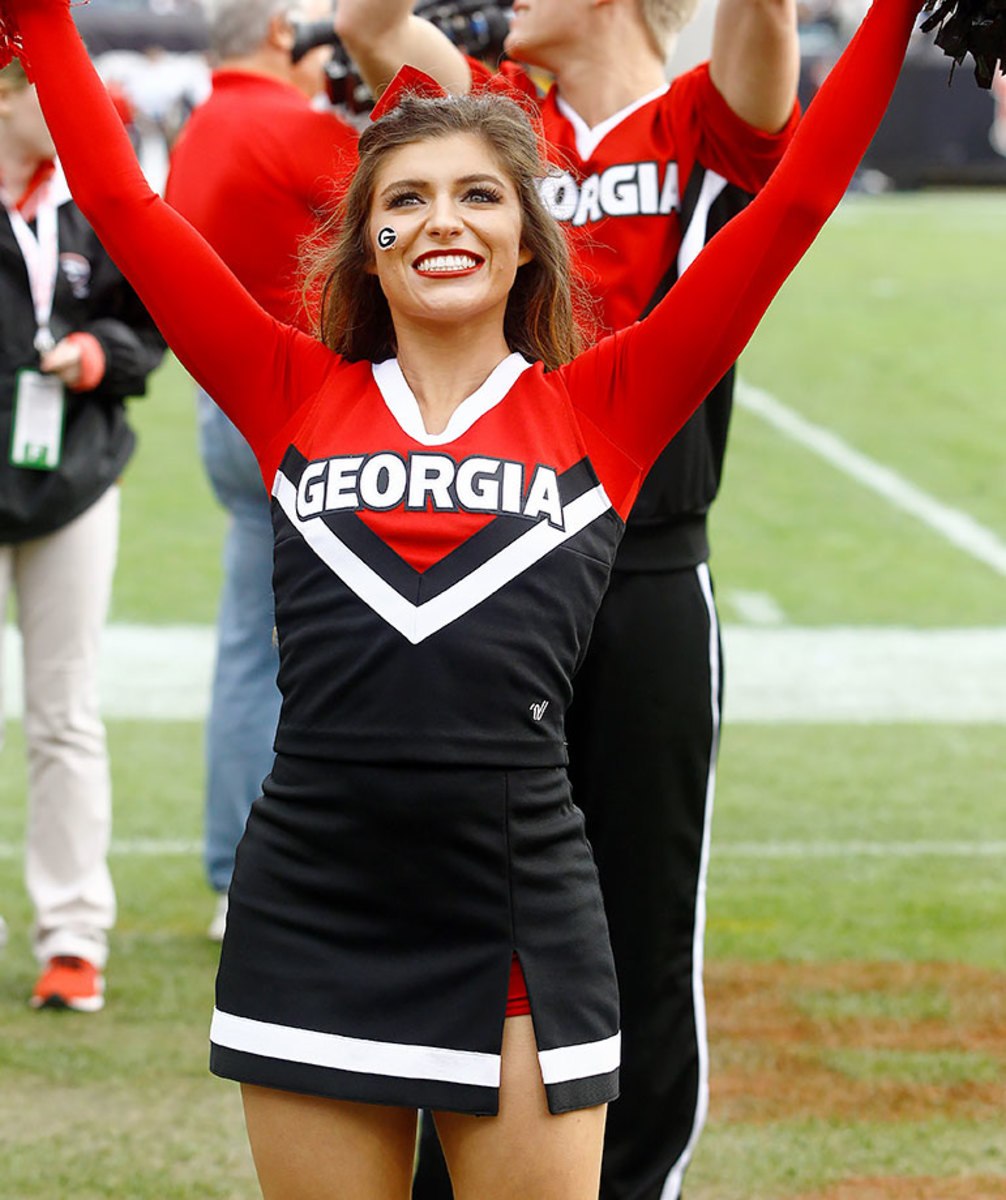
[0,486,119,968]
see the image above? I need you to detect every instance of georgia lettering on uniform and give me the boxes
[295,450,566,529]
[538,161,680,227]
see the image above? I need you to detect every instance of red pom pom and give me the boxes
[0,0,85,73]
[369,64,449,123]
[0,4,24,69]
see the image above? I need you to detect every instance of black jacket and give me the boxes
[0,165,165,543]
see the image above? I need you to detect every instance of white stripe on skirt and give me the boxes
[538,1032,621,1084]
[210,1008,501,1088]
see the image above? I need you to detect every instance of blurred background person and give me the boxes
[164,0,358,941]
[0,58,164,1011]
[95,43,210,191]
[335,1,800,1197]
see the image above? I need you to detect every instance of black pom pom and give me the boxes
[921,0,1006,87]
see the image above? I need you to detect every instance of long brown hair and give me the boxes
[304,90,585,370]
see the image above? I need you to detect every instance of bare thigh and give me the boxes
[241,1084,418,1200]
[434,1016,607,1200]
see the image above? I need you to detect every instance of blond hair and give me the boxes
[638,0,703,55]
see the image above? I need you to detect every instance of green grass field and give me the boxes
[1,190,1005,1198]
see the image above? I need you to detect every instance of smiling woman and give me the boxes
[363,134,534,433]
[308,84,580,377]
[1,0,926,1195]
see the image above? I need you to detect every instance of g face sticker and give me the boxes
[377,226,398,251]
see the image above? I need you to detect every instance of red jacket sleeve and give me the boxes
[15,0,336,464]
[562,0,922,497]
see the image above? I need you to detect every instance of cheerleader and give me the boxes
[0,0,923,1194]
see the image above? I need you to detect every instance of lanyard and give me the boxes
[2,177,59,354]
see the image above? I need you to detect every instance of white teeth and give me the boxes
[417,254,479,273]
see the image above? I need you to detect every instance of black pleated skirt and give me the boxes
[209,755,620,1115]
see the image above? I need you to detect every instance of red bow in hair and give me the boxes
[475,61,543,123]
[369,64,449,122]
[369,61,548,160]
[0,0,86,72]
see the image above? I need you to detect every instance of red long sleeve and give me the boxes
[15,0,337,463]
[563,0,923,478]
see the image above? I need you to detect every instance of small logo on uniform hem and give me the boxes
[530,700,549,721]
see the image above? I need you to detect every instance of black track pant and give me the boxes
[412,565,722,1200]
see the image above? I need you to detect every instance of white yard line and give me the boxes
[0,839,202,860]
[1,623,217,722]
[724,626,1006,723]
[736,379,1006,577]
[4,623,1006,722]
[0,837,1002,860]
[714,841,1006,859]
[725,589,787,626]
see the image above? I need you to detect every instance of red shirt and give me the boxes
[477,61,800,336]
[467,62,801,554]
[165,70,358,329]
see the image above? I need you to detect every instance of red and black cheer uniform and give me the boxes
[458,53,801,1200]
[12,0,921,1117]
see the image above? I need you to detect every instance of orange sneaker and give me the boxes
[30,956,105,1012]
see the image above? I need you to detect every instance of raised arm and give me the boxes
[9,0,328,455]
[335,0,471,97]
[566,0,923,476]
[709,0,801,132]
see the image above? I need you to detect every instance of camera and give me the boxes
[289,18,371,111]
[290,4,512,112]
[414,2,512,61]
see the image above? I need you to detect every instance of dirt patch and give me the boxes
[705,961,1006,1124]
[791,1178,1006,1199]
